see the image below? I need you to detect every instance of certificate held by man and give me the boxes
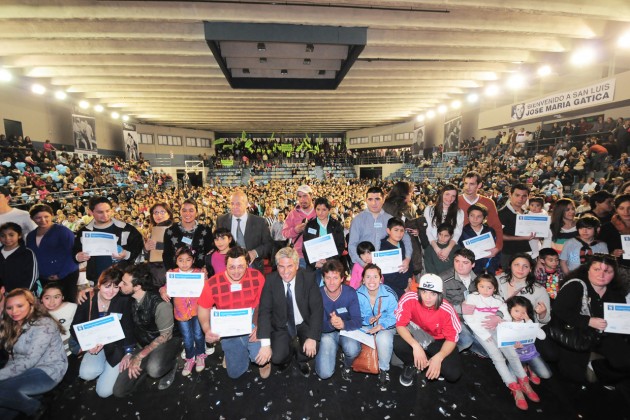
[303,233,339,262]
[166,272,205,297]
[82,232,118,256]
[515,214,550,237]
[372,248,402,274]
[73,314,126,351]
[211,307,254,337]
[604,302,630,334]
[462,232,496,259]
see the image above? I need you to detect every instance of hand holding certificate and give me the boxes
[82,232,118,256]
[166,272,205,297]
[372,248,402,274]
[303,234,339,262]
[211,308,254,337]
[515,214,550,238]
[621,235,630,260]
[462,232,496,259]
[73,314,126,351]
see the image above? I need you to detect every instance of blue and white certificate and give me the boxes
[211,308,254,337]
[496,322,540,348]
[82,232,118,256]
[303,233,338,262]
[515,214,551,237]
[604,303,630,335]
[166,272,205,297]
[621,235,630,260]
[73,314,126,351]
[462,232,496,259]
[372,248,402,274]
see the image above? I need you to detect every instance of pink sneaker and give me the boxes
[195,354,207,372]
[182,357,195,376]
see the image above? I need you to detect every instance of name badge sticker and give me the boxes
[230,284,242,292]
[308,228,317,235]
[182,236,193,245]
[336,307,348,314]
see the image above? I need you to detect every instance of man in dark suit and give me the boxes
[216,190,272,273]
[255,247,323,377]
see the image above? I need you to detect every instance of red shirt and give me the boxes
[395,291,461,343]
[458,194,504,250]
[197,268,265,311]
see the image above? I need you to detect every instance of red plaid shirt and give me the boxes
[197,268,265,311]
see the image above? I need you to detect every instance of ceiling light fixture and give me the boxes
[94,104,104,113]
[0,69,12,82]
[111,111,120,119]
[451,100,462,109]
[79,100,90,109]
[537,65,552,77]
[570,47,596,66]
[618,32,630,48]
[485,84,499,96]
[122,115,129,122]
[31,84,46,95]
[426,110,436,119]
[437,105,447,114]
[416,114,425,122]
[506,73,526,90]
[54,90,67,100]
[257,42,266,51]
[467,93,479,103]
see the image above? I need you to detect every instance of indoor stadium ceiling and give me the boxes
[2,0,630,133]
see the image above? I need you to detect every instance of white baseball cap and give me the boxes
[418,274,443,294]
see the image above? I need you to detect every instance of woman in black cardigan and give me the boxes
[70,267,135,398]
[303,197,346,285]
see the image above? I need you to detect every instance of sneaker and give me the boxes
[182,358,195,377]
[181,349,187,360]
[195,354,207,373]
[399,365,416,387]
[341,367,352,382]
[378,370,390,391]
[158,361,178,390]
[205,344,215,355]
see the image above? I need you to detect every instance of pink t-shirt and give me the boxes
[211,251,227,274]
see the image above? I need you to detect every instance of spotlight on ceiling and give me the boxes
[506,73,526,90]
[31,84,46,95]
[537,65,552,77]
[416,114,425,122]
[54,90,67,100]
[451,100,462,109]
[467,93,479,103]
[79,100,90,109]
[257,42,266,51]
[570,47,596,66]
[618,32,630,48]
[485,84,499,96]
[0,69,12,82]
[306,43,314,52]
[438,105,448,114]
[122,115,129,122]
[281,69,288,75]
[94,104,104,113]
[426,110,436,119]
[111,111,120,119]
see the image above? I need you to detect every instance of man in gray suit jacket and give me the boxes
[255,247,323,377]
[216,190,272,273]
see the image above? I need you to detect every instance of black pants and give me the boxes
[393,335,462,382]
[270,323,319,365]
[112,338,181,397]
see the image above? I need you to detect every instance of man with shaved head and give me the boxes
[216,189,272,273]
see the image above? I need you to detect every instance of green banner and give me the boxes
[221,159,234,167]
[280,144,293,152]
[214,138,226,145]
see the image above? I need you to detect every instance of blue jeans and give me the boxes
[524,356,552,379]
[221,335,262,379]
[374,328,395,372]
[0,368,58,418]
[315,331,361,379]
[79,351,121,398]
[178,317,205,359]
[457,322,474,352]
